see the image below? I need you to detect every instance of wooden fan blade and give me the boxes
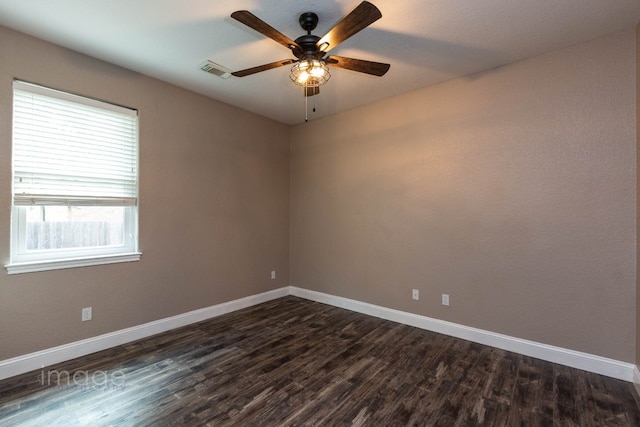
[232,59,296,77]
[325,56,390,76]
[231,10,298,51]
[317,1,382,53]
[305,86,320,97]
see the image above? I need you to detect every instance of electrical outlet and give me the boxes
[442,294,450,306]
[412,289,419,300]
[82,307,92,321]
[271,270,276,280]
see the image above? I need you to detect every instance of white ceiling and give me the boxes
[0,1,638,125]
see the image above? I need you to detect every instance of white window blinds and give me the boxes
[12,80,138,206]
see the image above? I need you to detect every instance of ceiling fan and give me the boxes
[230,1,390,97]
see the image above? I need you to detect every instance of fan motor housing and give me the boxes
[293,34,322,59]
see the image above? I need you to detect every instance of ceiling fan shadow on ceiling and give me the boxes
[230,1,390,100]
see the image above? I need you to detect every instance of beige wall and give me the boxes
[0,26,291,360]
[291,30,637,362]
[636,21,640,370]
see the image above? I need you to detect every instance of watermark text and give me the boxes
[39,368,126,391]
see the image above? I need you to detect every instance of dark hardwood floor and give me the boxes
[0,296,639,426]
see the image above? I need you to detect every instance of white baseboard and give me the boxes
[0,287,289,381]
[288,286,636,382]
[0,285,635,383]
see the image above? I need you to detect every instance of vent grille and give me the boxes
[200,60,231,79]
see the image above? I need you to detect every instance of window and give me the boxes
[6,81,140,274]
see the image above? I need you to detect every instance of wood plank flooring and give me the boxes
[0,296,639,426]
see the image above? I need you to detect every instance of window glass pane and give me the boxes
[9,81,139,272]
[25,206,125,251]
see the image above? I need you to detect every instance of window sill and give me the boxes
[5,252,142,275]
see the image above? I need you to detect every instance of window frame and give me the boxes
[5,81,141,274]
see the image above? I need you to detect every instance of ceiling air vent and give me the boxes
[200,60,231,79]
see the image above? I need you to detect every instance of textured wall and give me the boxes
[291,30,636,362]
[636,21,640,370]
[0,26,290,359]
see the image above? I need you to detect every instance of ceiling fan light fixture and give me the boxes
[290,59,330,87]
